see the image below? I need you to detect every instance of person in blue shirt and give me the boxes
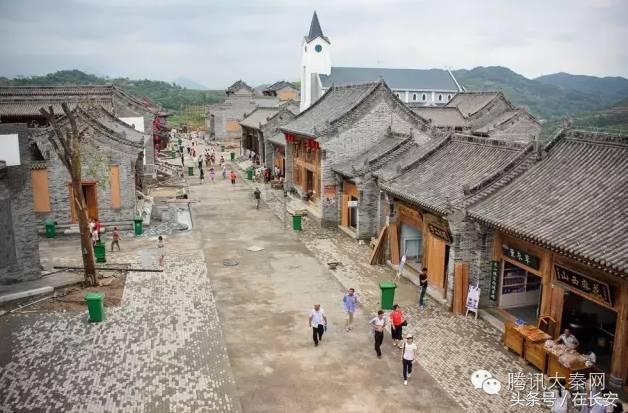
[342,288,359,332]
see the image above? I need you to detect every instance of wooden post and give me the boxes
[389,223,400,265]
[609,283,627,390]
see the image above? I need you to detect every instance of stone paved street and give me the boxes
[0,246,240,412]
[252,179,552,413]
[189,163,461,413]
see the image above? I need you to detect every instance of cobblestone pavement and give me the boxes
[0,250,240,413]
[254,182,553,413]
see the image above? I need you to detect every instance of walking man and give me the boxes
[253,187,261,209]
[199,167,205,183]
[230,170,237,185]
[110,227,120,251]
[309,304,327,346]
[369,310,387,358]
[401,334,417,385]
[342,288,358,331]
[157,235,166,268]
[419,267,428,310]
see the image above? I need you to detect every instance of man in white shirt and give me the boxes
[369,310,387,358]
[401,335,417,385]
[557,328,579,350]
[309,304,327,347]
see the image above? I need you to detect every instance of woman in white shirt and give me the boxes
[401,334,417,385]
[552,379,571,413]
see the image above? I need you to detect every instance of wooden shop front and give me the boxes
[495,233,627,389]
[391,201,451,295]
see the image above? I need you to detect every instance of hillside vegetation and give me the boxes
[0,70,224,112]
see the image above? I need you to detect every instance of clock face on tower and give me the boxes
[315,44,323,53]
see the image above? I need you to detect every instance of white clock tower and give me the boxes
[300,11,331,111]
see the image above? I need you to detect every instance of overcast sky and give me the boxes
[1,0,626,88]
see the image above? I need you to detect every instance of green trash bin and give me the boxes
[133,218,143,235]
[178,138,182,147]
[246,168,253,180]
[379,281,397,310]
[44,218,56,238]
[85,292,105,322]
[93,241,106,263]
[230,152,235,161]
[292,214,302,231]
[188,166,194,176]
[171,149,176,159]
[221,145,225,152]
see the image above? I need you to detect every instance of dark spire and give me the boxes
[306,11,328,42]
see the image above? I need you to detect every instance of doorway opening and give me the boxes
[561,291,617,374]
[348,196,358,229]
[498,261,542,324]
[69,182,98,223]
[306,170,314,193]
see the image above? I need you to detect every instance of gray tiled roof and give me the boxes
[446,92,501,117]
[239,107,279,130]
[226,80,254,94]
[468,131,628,277]
[409,106,467,128]
[264,81,297,92]
[379,135,527,215]
[267,132,285,146]
[280,82,380,138]
[332,133,412,178]
[320,67,460,91]
[0,85,159,117]
[94,106,147,143]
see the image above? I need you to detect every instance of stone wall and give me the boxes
[34,127,141,225]
[356,177,380,240]
[0,126,41,284]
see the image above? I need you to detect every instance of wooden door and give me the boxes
[426,233,447,290]
[341,194,350,226]
[69,183,98,224]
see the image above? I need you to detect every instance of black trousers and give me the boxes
[374,331,384,356]
[312,325,324,344]
[403,359,413,380]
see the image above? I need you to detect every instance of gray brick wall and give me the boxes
[319,93,423,225]
[0,127,41,284]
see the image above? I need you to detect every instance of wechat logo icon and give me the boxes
[471,370,502,395]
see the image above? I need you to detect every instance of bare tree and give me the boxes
[40,103,97,286]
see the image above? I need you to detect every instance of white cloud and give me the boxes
[0,0,626,87]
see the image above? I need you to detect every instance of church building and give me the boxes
[300,12,464,111]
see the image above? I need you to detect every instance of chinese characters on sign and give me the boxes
[502,244,540,270]
[554,265,613,306]
[489,261,500,301]
[508,372,618,409]
[428,223,452,243]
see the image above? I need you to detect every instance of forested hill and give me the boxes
[453,66,628,122]
[0,70,223,111]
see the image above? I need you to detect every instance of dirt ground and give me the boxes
[2,273,127,314]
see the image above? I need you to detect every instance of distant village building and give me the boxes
[239,102,299,164]
[262,81,300,101]
[299,11,463,111]
[207,80,280,140]
[280,80,431,225]
[0,124,41,284]
[410,91,542,141]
